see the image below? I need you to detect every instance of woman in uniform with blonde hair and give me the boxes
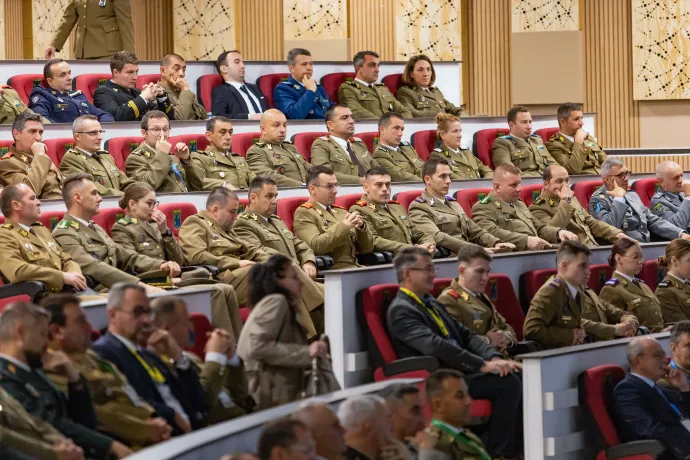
[656,238,690,323]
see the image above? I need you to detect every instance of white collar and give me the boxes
[616,271,635,283]
[379,142,399,151]
[355,78,376,88]
[315,202,329,211]
[631,373,656,387]
[0,352,31,372]
[564,281,579,300]
[112,332,139,351]
[560,132,575,143]
[72,216,92,228]
[330,135,349,151]
[76,146,95,157]
[18,223,31,232]
[225,81,244,89]
[445,146,460,154]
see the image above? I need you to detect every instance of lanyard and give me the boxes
[400,288,449,337]
[431,420,490,460]
[126,347,165,384]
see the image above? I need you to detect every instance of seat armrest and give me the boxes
[511,340,539,355]
[605,440,665,460]
[434,247,452,259]
[181,265,219,278]
[0,281,46,300]
[382,356,439,377]
[315,256,334,271]
[357,252,387,265]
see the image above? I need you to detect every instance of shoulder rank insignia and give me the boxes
[445,195,455,202]
[447,289,460,299]
[349,137,362,143]
[479,196,491,204]
[355,201,367,207]
[414,197,426,203]
[332,204,345,210]
[531,133,542,138]
[549,278,563,288]
[432,148,442,153]
[658,280,670,288]
[604,278,620,286]
[56,220,74,230]
[0,223,12,229]
[534,198,544,205]
[460,291,469,301]
[30,222,44,227]
[239,213,252,220]
[253,139,266,147]
[300,202,314,209]
[117,218,129,225]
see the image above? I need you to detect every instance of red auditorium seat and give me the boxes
[197,74,222,112]
[588,264,614,295]
[393,190,424,211]
[578,365,664,460]
[520,268,557,311]
[44,138,75,166]
[136,74,160,88]
[92,208,125,236]
[0,140,14,158]
[631,178,658,208]
[431,278,453,297]
[275,196,308,231]
[573,180,604,210]
[188,312,212,358]
[486,274,526,340]
[382,73,403,95]
[354,132,379,152]
[454,188,492,217]
[240,307,251,322]
[334,193,363,211]
[73,73,112,103]
[231,132,262,157]
[237,198,249,214]
[473,128,510,168]
[534,127,559,142]
[320,72,355,104]
[291,132,327,162]
[0,216,4,225]
[39,211,66,231]
[410,129,436,161]
[7,74,46,104]
[639,259,663,292]
[103,136,144,171]
[158,202,198,237]
[256,73,289,109]
[519,184,543,207]
[168,133,209,154]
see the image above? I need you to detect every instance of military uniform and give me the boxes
[589,185,684,242]
[544,132,607,175]
[491,134,557,177]
[60,147,134,197]
[650,189,690,231]
[581,288,639,341]
[245,139,310,187]
[29,86,114,123]
[408,190,500,253]
[50,0,135,59]
[191,145,255,190]
[273,76,332,119]
[349,195,434,254]
[310,136,379,184]
[0,85,47,125]
[372,141,424,182]
[396,85,463,118]
[337,80,412,120]
[111,216,183,263]
[471,192,561,251]
[429,143,493,180]
[126,141,201,193]
[529,193,621,246]
[93,80,173,122]
[0,145,63,200]
[292,201,375,269]
[160,80,207,121]
[599,272,664,332]
[656,273,690,323]
[429,419,491,460]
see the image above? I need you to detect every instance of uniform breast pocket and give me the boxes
[375,221,394,237]
[263,233,281,243]
[330,155,349,165]
[415,101,430,109]
[24,250,46,261]
[102,18,122,52]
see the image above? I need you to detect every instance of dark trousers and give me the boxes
[466,371,523,457]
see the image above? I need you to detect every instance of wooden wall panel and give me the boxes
[350,0,395,61]
[236,0,283,61]
[4,0,23,59]
[583,0,639,148]
[512,0,580,32]
[173,0,235,61]
[31,0,75,60]
[131,1,173,61]
[283,0,347,40]
[394,0,462,61]
[0,0,5,60]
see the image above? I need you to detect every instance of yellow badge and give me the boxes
[143,151,151,158]
[369,203,376,210]
[18,228,28,237]
[460,291,469,301]
[267,144,272,150]
[548,199,555,206]
[495,201,501,208]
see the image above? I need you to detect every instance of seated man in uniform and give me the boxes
[472,164,578,251]
[193,116,255,190]
[544,103,606,175]
[29,59,114,124]
[126,110,201,193]
[0,82,48,125]
[273,48,332,120]
[246,109,311,186]
[372,112,424,182]
[337,50,411,120]
[491,106,557,177]
[311,104,379,185]
[94,51,173,122]
[0,112,63,200]
[350,166,435,255]
[60,114,134,197]
[590,158,688,242]
[530,165,625,246]
[524,241,639,349]
[408,158,514,254]
[159,53,207,121]
[293,166,375,270]
[651,161,690,231]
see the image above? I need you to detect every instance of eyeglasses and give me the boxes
[76,130,106,136]
[146,128,170,134]
[608,171,632,180]
[408,266,437,274]
[120,306,152,318]
[142,200,159,209]
[623,252,645,261]
[288,445,316,455]
[315,184,340,191]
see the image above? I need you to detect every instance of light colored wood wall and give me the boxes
[512,0,580,32]
[3,0,23,59]
[236,0,283,60]
[131,1,173,61]
[610,155,690,174]
[172,0,234,61]
[31,0,74,60]
[350,0,396,61]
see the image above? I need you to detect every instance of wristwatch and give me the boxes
[162,228,173,237]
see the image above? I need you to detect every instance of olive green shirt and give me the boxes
[372,142,423,182]
[245,139,310,187]
[60,147,134,197]
[337,80,411,120]
[191,145,255,190]
[396,85,463,118]
[429,143,493,180]
[491,134,557,177]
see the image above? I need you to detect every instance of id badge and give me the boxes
[122,384,144,407]
[218,389,236,408]
[681,419,690,433]
[99,0,107,7]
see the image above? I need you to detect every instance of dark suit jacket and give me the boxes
[386,290,502,374]
[613,373,690,460]
[211,82,268,119]
[92,332,206,432]
[93,80,173,121]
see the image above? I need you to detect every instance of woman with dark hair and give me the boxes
[396,54,463,118]
[656,238,690,323]
[599,239,664,332]
[237,254,338,409]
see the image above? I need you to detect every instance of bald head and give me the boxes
[627,336,668,381]
[493,164,522,203]
[260,109,288,143]
[656,161,685,194]
[292,402,346,459]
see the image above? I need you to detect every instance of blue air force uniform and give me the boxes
[273,76,332,119]
[29,86,114,124]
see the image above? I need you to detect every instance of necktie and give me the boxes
[239,85,261,113]
[633,278,641,289]
[654,384,683,418]
[347,142,366,176]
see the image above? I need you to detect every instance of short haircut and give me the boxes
[600,157,625,178]
[110,51,138,73]
[12,111,42,135]
[494,164,522,181]
[248,176,277,196]
[40,294,80,327]
[0,302,49,342]
[62,172,94,207]
[378,112,403,131]
[161,53,185,67]
[556,240,592,265]
[287,48,311,66]
[353,50,379,69]
[401,54,436,87]
[422,157,450,180]
[306,165,334,186]
[72,114,98,135]
[543,164,558,183]
[364,166,391,179]
[106,282,145,311]
[626,337,648,366]
[457,244,492,264]
[257,417,306,460]
[141,110,168,130]
[44,58,66,80]
[393,246,432,283]
[206,186,239,210]
[151,295,186,328]
[206,116,233,133]
[425,368,464,406]
[378,383,420,405]
[671,321,690,345]
[337,395,378,431]
[0,184,26,218]
[656,161,680,180]
[215,50,241,76]
[557,102,583,123]
[324,104,347,124]
[507,105,530,124]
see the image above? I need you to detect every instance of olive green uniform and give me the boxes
[429,420,491,460]
[60,147,134,197]
[126,142,202,193]
[395,85,463,118]
[408,190,500,253]
[581,288,639,341]
[529,193,622,247]
[656,273,690,323]
[245,139,310,187]
[0,85,48,125]
[372,141,424,182]
[429,143,493,180]
[491,134,557,177]
[310,136,379,184]
[191,145,255,190]
[336,80,411,120]
[545,132,607,176]
[160,81,207,121]
[0,145,63,200]
[471,192,561,251]
[599,272,664,332]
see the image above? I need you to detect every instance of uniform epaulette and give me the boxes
[56,219,75,230]
[69,90,83,97]
[533,197,545,205]
[400,140,410,146]
[658,280,671,288]
[652,191,663,198]
[300,202,315,209]
[415,197,427,203]
[0,223,12,229]
[319,135,330,140]
[389,199,399,205]
[332,204,345,210]
[445,195,455,202]
[283,139,293,144]
[497,133,511,139]
[374,82,386,86]
[117,218,130,225]
[549,133,560,142]
[447,289,460,299]
[355,200,367,207]
[253,139,266,147]
[605,278,620,286]
[349,137,362,143]
[531,133,542,138]
[479,195,492,204]
[30,222,44,227]
[239,213,252,220]
[347,80,359,87]
[549,278,563,288]
[432,148,442,152]
[271,214,281,219]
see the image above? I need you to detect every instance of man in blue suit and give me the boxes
[613,336,690,459]
[274,48,332,119]
[29,59,114,124]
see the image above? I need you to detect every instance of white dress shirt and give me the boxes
[225,81,262,118]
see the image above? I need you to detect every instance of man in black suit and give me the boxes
[94,51,173,121]
[387,246,523,459]
[613,336,690,460]
[212,50,267,120]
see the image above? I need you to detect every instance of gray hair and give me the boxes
[287,48,311,66]
[337,395,379,431]
[72,114,98,135]
[392,246,432,283]
[656,161,681,180]
[107,282,146,311]
[0,302,49,342]
[626,337,648,366]
[600,157,625,178]
[11,111,42,136]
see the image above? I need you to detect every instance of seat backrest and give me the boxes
[168,134,209,155]
[136,74,160,88]
[103,136,144,171]
[357,284,401,367]
[320,72,356,104]
[382,73,403,95]
[454,188,492,217]
[40,138,68,167]
[256,73,290,108]
[73,73,112,103]
[291,132,327,162]
[197,74,222,112]
[91,207,125,236]
[237,198,249,214]
[354,132,379,153]
[578,365,626,449]
[631,178,658,208]
[0,140,14,159]
[188,312,212,358]
[473,128,510,168]
[588,264,614,294]
[486,274,525,340]
[158,202,198,237]
[335,193,362,211]
[432,278,453,298]
[275,197,308,231]
[393,190,424,211]
[519,184,543,208]
[639,259,663,292]
[410,130,437,161]
[7,74,46,104]
[534,127,560,143]
[39,210,66,232]
[520,268,557,311]
[231,132,262,157]
[573,180,604,210]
